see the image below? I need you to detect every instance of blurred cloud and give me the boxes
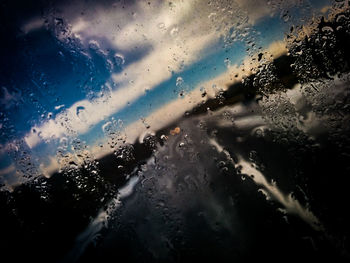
[0,164,15,176]
[21,17,44,34]
[34,39,287,174]
[86,40,288,160]
[23,0,240,148]
[19,1,299,175]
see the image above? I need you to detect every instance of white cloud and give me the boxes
[39,156,60,178]
[23,0,236,148]
[35,39,288,173]
[22,0,287,153]
[85,40,287,159]
[0,164,16,176]
[21,17,44,34]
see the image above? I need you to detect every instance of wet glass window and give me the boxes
[1,0,350,262]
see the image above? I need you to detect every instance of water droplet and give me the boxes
[170,127,181,135]
[76,106,85,116]
[176,77,184,87]
[170,27,178,36]
[88,40,100,50]
[280,10,290,22]
[321,26,334,33]
[113,53,125,67]
[224,58,231,68]
[157,22,165,29]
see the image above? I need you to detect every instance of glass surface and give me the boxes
[1,0,350,262]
